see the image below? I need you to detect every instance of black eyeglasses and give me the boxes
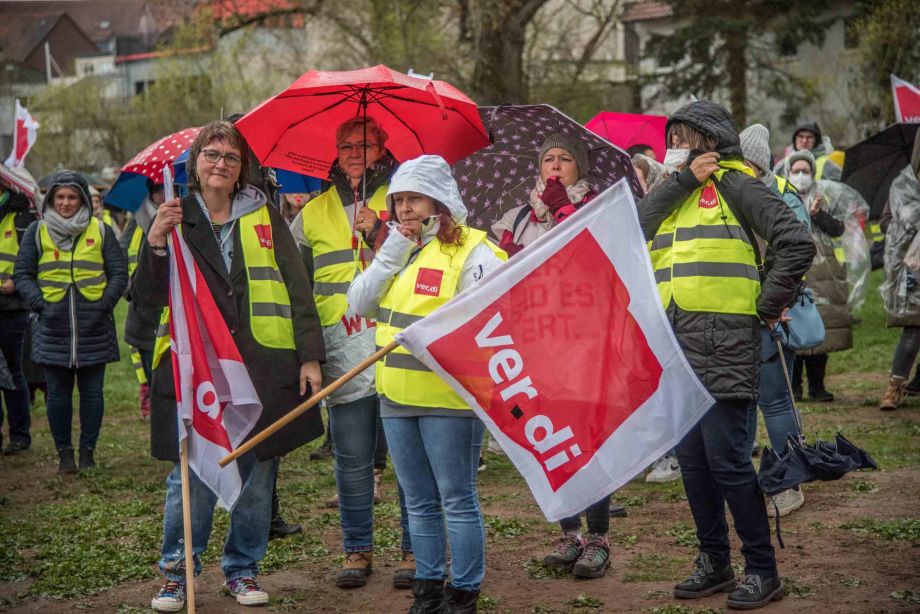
[201,149,242,167]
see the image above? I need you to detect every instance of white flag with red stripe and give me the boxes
[168,227,262,509]
[4,99,39,168]
[892,74,920,123]
[395,180,714,521]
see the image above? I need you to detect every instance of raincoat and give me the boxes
[881,165,920,327]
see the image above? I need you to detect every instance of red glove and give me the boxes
[540,176,572,212]
[552,204,577,223]
[498,230,523,257]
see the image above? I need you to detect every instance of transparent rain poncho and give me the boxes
[818,179,871,314]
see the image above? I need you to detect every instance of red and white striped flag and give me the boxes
[168,227,262,509]
[396,180,714,521]
[892,74,920,123]
[4,100,39,168]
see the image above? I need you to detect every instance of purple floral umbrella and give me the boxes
[453,104,643,232]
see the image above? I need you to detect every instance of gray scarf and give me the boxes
[43,206,92,251]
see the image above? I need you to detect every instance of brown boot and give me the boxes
[880,375,907,411]
[393,551,415,589]
[335,551,373,588]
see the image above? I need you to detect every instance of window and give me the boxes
[134,79,155,95]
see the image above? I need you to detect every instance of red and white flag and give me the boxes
[892,74,920,123]
[4,99,40,168]
[168,227,262,509]
[396,180,714,521]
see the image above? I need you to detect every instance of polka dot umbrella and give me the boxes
[104,127,201,212]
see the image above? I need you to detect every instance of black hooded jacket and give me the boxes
[639,101,815,400]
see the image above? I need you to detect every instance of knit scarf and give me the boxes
[43,206,92,251]
[528,177,592,229]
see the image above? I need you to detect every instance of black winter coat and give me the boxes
[132,192,326,462]
[639,101,815,400]
[119,218,161,351]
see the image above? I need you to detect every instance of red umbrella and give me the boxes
[236,65,490,178]
[585,112,667,162]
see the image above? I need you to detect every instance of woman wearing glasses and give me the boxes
[134,120,326,612]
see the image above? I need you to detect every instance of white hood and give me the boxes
[386,155,467,224]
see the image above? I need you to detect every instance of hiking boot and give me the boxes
[373,467,383,505]
[226,576,269,606]
[269,514,302,540]
[445,585,479,613]
[542,534,584,570]
[880,375,907,411]
[646,454,681,483]
[58,448,77,474]
[309,437,333,460]
[572,534,611,579]
[325,493,340,508]
[335,551,372,588]
[726,574,784,609]
[3,439,30,455]
[78,447,95,470]
[151,579,187,613]
[409,578,447,614]
[674,552,736,599]
[766,488,804,518]
[393,551,416,589]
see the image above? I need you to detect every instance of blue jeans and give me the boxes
[330,394,410,553]
[675,399,777,578]
[753,327,802,451]
[383,415,485,592]
[159,453,276,582]
[44,363,106,451]
[0,311,31,445]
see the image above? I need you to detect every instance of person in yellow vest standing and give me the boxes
[348,155,506,613]
[13,171,128,473]
[641,102,814,610]
[0,189,38,454]
[290,116,415,590]
[134,121,326,611]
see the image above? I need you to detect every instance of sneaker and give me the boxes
[151,579,187,613]
[726,574,783,609]
[226,576,269,606]
[674,552,737,599]
[572,534,611,579]
[646,455,681,483]
[766,488,804,518]
[335,551,373,588]
[393,551,415,589]
[58,448,77,474]
[542,534,584,570]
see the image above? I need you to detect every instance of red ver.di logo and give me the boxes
[415,268,443,296]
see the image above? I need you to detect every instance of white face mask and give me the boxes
[790,171,813,192]
[663,148,690,170]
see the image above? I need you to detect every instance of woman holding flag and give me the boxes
[348,155,506,613]
[134,120,326,612]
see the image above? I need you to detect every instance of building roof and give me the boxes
[621,1,673,23]
[0,12,66,63]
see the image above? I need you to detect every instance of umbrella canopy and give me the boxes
[842,123,919,220]
[105,127,201,212]
[585,111,668,162]
[453,104,643,231]
[235,64,489,178]
[758,433,877,497]
[0,163,40,206]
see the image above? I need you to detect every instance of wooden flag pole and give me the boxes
[218,341,400,468]
[179,438,197,613]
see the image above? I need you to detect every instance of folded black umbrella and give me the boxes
[758,433,876,497]
[842,123,919,220]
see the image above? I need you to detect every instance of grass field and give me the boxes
[0,269,918,613]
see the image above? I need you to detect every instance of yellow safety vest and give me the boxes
[648,160,761,316]
[127,224,144,276]
[300,185,389,326]
[375,228,507,410]
[102,209,114,228]
[37,220,106,302]
[0,212,17,281]
[130,346,148,385]
[152,205,295,368]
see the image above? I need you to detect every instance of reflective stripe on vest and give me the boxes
[0,213,17,280]
[152,310,170,369]
[127,225,144,276]
[130,346,148,385]
[37,221,106,302]
[300,185,389,326]
[375,228,507,410]
[648,160,761,315]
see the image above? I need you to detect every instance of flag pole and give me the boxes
[218,341,399,467]
[179,438,197,613]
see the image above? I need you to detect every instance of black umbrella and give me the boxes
[842,123,919,220]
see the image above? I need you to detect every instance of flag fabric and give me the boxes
[395,180,714,521]
[891,75,920,123]
[168,227,263,509]
[4,100,40,168]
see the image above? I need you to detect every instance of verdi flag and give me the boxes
[395,180,714,521]
[4,99,39,168]
[168,226,263,509]
[891,74,920,123]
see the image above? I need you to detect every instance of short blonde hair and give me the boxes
[335,116,388,148]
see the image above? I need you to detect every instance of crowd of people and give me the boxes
[0,99,916,614]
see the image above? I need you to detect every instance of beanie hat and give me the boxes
[739,124,771,173]
[539,133,589,179]
[787,148,816,175]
